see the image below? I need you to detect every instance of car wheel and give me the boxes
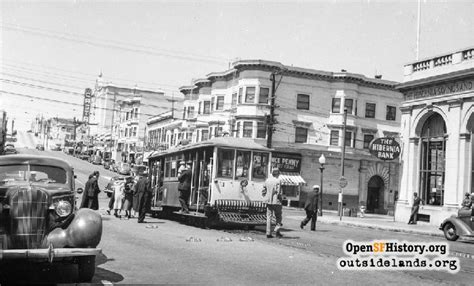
[443,223,459,241]
[77,255,96,282]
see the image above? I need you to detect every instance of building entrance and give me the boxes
[367,175,384,213]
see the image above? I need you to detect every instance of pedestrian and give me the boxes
[177,160,186,177]
[461,192,472,210]
[122,176,134,219]
[113,180,124,218]
[262,167,283,238]
[87,171,101,210]
[134,171,152,223]
[300,185,320,231]
[177,161,192,214]
[132,175,139,217]
[106,187,115,215]
[408,192,422,224]
[80,174,94,208]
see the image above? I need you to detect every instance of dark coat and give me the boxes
[80,179,91,208]
[134,176,151,211]
[178,169,192,191]
[304,191,319,212]
[86,177,100,210]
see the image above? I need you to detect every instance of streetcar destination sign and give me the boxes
[369,137,401,161]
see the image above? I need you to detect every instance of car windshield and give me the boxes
[0,164,68,185]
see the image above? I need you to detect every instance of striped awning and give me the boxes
[279,172,306,186]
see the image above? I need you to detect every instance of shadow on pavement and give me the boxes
[0,253,124,284]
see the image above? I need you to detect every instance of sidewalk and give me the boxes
[284,207,444,238]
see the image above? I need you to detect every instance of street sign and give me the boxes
[339,176,348,188]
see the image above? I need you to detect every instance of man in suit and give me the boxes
[300,185,320,231]
[408,192,422,224]
[87,171,101,210]
[134,171,152,223]
[177,162,192,214]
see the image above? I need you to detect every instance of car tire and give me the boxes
[443,223,459,241]
[77,255,96,282]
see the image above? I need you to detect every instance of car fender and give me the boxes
[440,216,473,237]
[45,208,103,248]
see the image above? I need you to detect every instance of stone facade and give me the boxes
[396,47,474,226]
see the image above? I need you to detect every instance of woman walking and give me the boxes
[122,177,134,219]
[112,180,124,218]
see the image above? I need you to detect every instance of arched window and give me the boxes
[419,113,446,206]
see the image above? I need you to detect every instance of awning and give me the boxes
[279,172,306,186]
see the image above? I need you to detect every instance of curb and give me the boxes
[318,219,444,238]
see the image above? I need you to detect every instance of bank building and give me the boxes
[396,47,474,226]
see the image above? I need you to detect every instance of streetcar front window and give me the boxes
[252,152,269,180]
[235,150,251,179]
[217,149,234,178]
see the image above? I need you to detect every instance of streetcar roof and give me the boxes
[148,137,271,159]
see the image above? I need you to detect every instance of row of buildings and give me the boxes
[87,46,473,226]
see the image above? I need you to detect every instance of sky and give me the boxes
[1,0,473,131]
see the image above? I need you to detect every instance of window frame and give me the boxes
[363,134,375,149]
[297,94,310,110]
[259,87,270,104]
[256,121,266,139]
[216,96,225,111]
[344,98,354,114]
[330,130,339,146]
[386,105,396,121]
[365,102,376,118]
[332,98,341,113]
[245,87,256,103]
[242,121,253,138]
[295,127,308,143]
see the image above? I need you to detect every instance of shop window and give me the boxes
[256,122,266,139]
[363,134,374,149]
[419,113,446,206]
[235,150,251,179]
[217,148,235,178]
[203,101,210,114]
[330,130,339,146]
[216,96,224,111]
[297,94,310,110]
[252,152,269,180]
[365,103,376,118]
[259,87,269,104]
[243,121,253,138]
[332,98,341,113]
[245,87,256,103]
[295,127,308,143]
[386,105,396,121]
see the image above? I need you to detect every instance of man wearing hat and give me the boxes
[178,161,192,213]
[300,185,320,231]
[134,170,151,223]
[262,167,283,238]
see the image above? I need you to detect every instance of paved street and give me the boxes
[2,132,472,285]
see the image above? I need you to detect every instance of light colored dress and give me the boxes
[113,182,124,210]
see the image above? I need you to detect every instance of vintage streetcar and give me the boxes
[0,155,102,282]
[148,137,273,227]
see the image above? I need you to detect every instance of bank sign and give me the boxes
[369,137,401,161]
[271,152,302,172]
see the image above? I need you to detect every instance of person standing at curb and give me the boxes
[262,167,283,238]
[300,185,320,231]
[134,171,151,223]
[408,192,421,225]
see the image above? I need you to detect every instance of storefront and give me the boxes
[271,152,306,206]
[396,47,474,226]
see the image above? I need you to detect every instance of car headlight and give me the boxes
[55,200,72,217]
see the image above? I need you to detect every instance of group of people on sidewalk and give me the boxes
[262,167,320,238]
[79,170,153,223]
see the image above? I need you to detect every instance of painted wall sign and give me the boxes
[405,79,474,100]
[369,137,401,161]
[271,152,302,172]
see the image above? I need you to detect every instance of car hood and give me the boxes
[0,182,71,202]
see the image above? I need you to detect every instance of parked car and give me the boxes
[118,162,131,175]
[52,144,62,151]
[36,144,45,151]
[4,145,18,155]
[440,208,474,241]
[0,155,102,282]
[91,155,102,165]
[78,152,91,161]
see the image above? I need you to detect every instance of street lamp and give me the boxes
[319,154,326,217]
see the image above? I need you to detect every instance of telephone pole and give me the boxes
[267,72,277,148]
[339,107,348,221]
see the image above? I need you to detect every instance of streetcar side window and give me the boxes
[235,150,251,179]
[217,148,235,178]
[165,157,171,178]
[171,156,178,177]
[252,152,269,180]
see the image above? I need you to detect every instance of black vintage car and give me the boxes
[440,208,474,241]
[0,155,102,282]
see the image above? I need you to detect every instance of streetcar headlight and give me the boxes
[55,200,72,217]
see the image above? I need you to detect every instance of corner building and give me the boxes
[150,60,404,213]
[396,47,474,226]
